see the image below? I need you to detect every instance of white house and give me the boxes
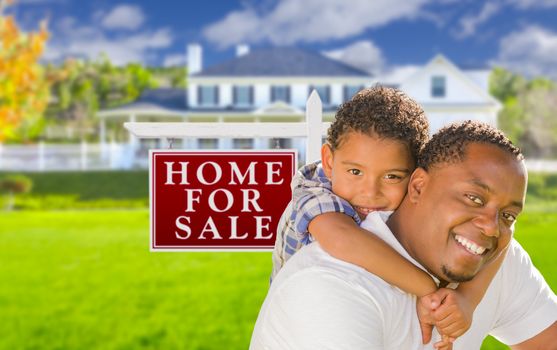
[397,55,501,133]
[97,44,501,167]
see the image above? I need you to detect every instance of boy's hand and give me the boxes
[416,292,438,344]
[417,288,472,344]
[433,335,454,350]
[431,288,473,338]
[416,295,454,349]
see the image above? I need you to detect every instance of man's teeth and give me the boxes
[455,235,486,255]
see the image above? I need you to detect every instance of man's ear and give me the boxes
[407,168,429,203]
[321,144,334,178]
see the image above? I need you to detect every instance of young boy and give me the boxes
[272,86,506,347]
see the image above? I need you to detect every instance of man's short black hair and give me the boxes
[327,86,429,162]
[419,120,524,170]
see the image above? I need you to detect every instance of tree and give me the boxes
[491,67,557,158]
[0,0,49,142]
[45,56,158,140]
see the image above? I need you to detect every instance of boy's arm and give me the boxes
[290,162,436,296]
[309,212,437,297]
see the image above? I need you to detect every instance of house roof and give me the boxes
[192,47,372,77]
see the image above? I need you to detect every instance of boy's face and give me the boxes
[322,131,414,220]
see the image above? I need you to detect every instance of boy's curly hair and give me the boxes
[418,120,523,170]
[327,86,429,161]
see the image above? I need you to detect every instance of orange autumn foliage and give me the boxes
[0,0,50,141]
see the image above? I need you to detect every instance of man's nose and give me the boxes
[473,208,500,238]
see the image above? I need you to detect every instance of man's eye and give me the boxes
[348,169,362,176]
[502,212,517,223]
[466,194,484,205]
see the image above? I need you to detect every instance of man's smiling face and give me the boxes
[407,143,527,283]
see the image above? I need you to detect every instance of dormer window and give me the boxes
[310,85,330,104]
[233,86,253,106]
[271,86,290,103]
[431,76,446,98]
[198,85,219,106]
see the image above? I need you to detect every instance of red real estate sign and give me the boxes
[150,150,297,251]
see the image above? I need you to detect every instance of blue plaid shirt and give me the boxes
[271,161,361,280]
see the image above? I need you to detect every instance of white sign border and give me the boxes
[149,149,298,252]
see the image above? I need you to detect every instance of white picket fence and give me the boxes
[0,92,327,171]
[0,142,135,171]
[1,91,557,172]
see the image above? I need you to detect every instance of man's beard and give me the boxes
[441,265,476,283]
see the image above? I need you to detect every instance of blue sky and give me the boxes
[10,0,557,79]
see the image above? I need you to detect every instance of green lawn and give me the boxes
[0,210,555,349]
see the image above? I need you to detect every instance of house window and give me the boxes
[233,138,254,149]
[198,138,218,149]
[233,86,253,106]
[198,85,218,106]
[310,85,330,104]
[270,138,292,149]
[344,85,363,101]
[271,86,290,103]
[431,76,446,98]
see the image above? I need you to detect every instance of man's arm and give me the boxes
[511,321,557,350]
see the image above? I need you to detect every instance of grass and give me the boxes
[0,210,269,350]
[0,171,149,200]
[0,171,149,210]
[0,209,556,349]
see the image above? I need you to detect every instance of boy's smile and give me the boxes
[322,131,415,220]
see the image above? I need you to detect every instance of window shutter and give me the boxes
[215,86,219,105]
[286,86,291,103]
[249,86,254,105]
[233,86,237,104]
[197,86,202,105]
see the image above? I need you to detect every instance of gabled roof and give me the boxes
[193,47,372,77]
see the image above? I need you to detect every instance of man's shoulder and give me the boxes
[272,243,409,306]
[257,243,426,350]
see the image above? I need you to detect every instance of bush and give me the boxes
[0,174,33,194]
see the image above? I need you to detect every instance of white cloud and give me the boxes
[507,0,557,9]
[163,53,186,67]
[203,0,431,49]
[17,0,65,3]
[101,4,145,30]
[454,2,500,38]
[377,65,421,85]
[44,15,172,65]
[493,25,557,79]
[323,40,385,75]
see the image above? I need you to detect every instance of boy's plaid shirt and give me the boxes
[271,161,362,281]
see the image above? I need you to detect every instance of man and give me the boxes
[250,121,557,349]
